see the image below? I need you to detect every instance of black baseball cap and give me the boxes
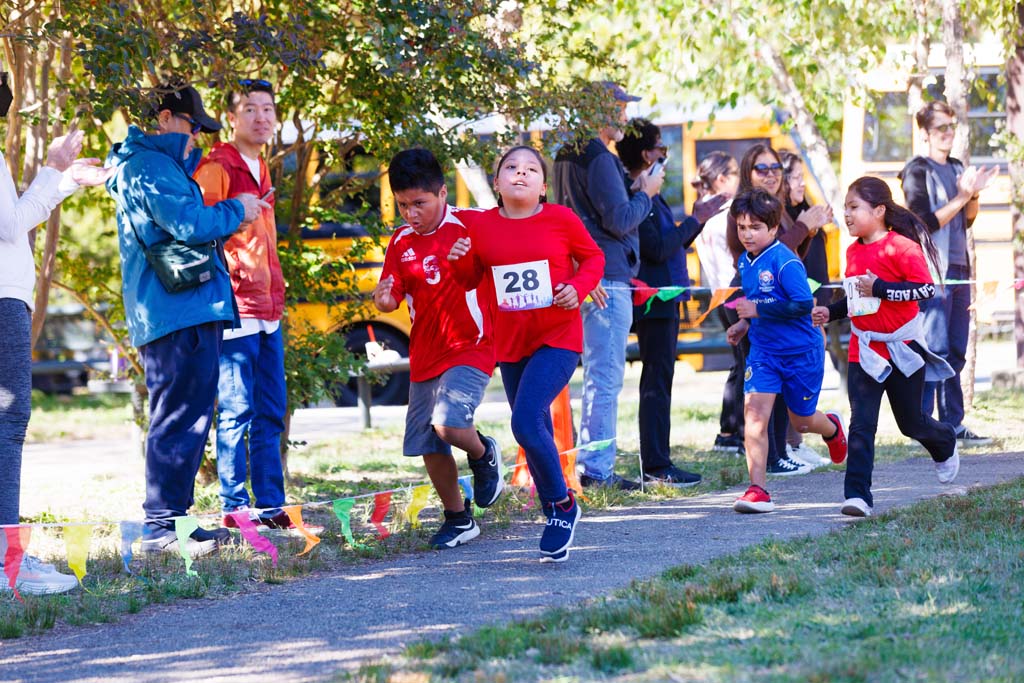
[155,85,222,133]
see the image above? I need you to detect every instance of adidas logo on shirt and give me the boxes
[400,248,417,262]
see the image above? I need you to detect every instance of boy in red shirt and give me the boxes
[372,149,502,549]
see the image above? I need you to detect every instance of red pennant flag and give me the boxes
[3,526,31,602]
[370,492,392,539]
[630,278,658,308]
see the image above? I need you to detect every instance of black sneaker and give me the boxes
[713,433,743,452]
[956,426,992,447]
[539,491,581,563]
[429,502,480,549]
[766,456,811,476]
[140,525,231,557]
[579,473,642,491]
[643,465,702,488]
[468,432,504,507]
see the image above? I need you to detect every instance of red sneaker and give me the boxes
[733,485,774,513]
[824,412,848,465]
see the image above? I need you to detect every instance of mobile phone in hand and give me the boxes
[260,187,275,201]
[648,159,666,176]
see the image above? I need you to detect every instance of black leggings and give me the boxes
[845,342,957,507]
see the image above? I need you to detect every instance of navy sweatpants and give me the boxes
[140,322,222,533]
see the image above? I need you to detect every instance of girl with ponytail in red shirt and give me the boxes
[448,146,604,563]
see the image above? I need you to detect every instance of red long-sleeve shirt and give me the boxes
[451,204,605,363]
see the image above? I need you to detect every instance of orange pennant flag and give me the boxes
[692,287,739,326]
[283,505,320,556]
[561,450,583,495]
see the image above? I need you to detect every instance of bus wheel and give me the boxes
[332,325,410,407]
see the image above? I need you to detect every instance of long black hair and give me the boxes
[847,176,943,278]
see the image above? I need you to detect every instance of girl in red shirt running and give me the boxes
[448,146,604,563]
[812,176,958,518]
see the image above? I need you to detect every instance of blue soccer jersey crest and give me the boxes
[737,240,820,354]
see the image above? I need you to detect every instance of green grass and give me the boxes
[27,391,133,442]
[7,381,1023,649]
[346,477,1024,682]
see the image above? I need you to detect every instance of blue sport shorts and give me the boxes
[743,342,825,417]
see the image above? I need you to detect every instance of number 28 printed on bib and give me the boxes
[491,259,553,312]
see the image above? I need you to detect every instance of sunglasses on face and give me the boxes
[931,122,957,134]
[239,78,272,88]
[752,162,783,176]
[173,112,203,135]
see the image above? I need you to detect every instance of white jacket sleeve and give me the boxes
[0,150,78,243]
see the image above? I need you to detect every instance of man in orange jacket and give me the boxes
[194,79,302,532]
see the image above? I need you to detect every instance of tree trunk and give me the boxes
[941,0,977,408]
[31,30,72,346]
[907,0,931,119]
[759,42,842,209]
[1009,3,1024,369]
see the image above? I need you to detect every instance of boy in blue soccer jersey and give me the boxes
[725,189,848,514]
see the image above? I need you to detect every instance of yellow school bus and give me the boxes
[286,105,841,401]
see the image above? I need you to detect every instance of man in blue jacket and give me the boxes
[107,84,267,557]
[553,82,664,490]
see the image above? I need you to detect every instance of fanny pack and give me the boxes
[130,223,219,294]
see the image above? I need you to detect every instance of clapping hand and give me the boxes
[68,158,115,186]
[45,130,85,172]
[692,193,729,224]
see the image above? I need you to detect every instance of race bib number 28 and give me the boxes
[491,259,553,311]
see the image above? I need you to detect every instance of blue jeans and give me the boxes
[216,327,287,512]
[141,322,222,533]
[500,346,579,503]
[578,279,631,480]
[920,264,969,429]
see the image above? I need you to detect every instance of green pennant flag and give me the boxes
[645,287,687,314]
[174,516,199,577]
[576,437,615,452]
[806,277,821,293]
[332,498,363,548]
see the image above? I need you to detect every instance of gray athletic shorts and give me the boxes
[403,365,490,457]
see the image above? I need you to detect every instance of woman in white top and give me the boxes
[1,82,112,595]
[691,152,744,453]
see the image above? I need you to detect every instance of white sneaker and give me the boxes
[935,444,960,484]
[787,443,828,468]
[0,556,79,595]
[840,497,873,517]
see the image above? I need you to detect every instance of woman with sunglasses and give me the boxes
[725,144,833,477]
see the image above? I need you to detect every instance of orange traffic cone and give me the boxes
[510,385,577,490]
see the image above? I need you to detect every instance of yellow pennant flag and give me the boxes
[63,525,92,584]
[405,485,432,529]
[283,505,320,556]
